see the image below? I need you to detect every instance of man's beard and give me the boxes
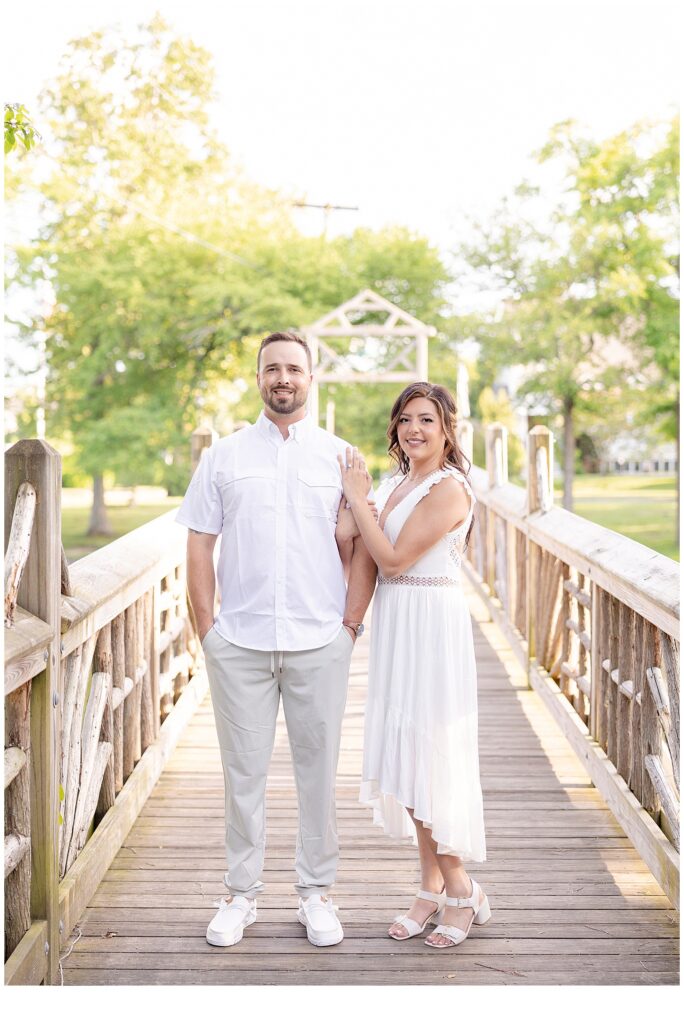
[261,386,308,416]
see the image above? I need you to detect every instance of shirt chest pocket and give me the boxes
[297,468,341,520]
[218,472,276,517]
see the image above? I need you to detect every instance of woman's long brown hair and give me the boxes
[386,381,473,542]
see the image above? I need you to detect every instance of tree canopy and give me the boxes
[8,17,678,537]
[9,18,451,528]
[454,116,679,509]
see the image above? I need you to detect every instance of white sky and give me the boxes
[4,0,680,249]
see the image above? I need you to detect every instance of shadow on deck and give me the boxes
[61,582,679,986]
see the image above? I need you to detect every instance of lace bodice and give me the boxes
[376,467,475,579]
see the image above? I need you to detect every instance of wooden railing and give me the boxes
[5,422,679,984]
[4,431,213,985]
[463,423,680,907]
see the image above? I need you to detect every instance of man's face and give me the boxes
[257,341,312,416]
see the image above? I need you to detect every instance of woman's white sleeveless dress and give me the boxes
[359,467,486,861]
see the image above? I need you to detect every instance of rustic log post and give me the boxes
[644,754,680,850]
[151,581,161,738]
[599,589,612,751]
[526,540,541,672]
[514,528,527,638]
[123,602,138,780]
[141,589,155,751]
[4,481,36,626]
[641,624,661,816]
[174,563,189,701]
[590,583,603,744]
[95,623,115,818]
[4,684,32,960]
[59,632,97,879]
[629,614,646,801]
[58,645,83,858]
[5,834,32,879]
[72,742,113,859]
[504,519,515,621]
[136,595,146,752]
[559,566,572,700]
[65,667,111,868]
[159,573,174,721]
[111,613,125,793]
[605,594,620,767]
[574,572,588,718]
[526,427,554,685]
[4,440,62,983]
[616,604,635,782]
[191,426,215,477]
[658,632,680,786]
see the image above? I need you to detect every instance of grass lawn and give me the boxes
[572,475,679,562]
[63,497,182,563]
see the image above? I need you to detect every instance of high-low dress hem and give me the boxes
[360,467,487,862]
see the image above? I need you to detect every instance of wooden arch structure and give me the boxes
[302,288,436,427]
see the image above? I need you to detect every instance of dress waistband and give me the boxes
[377,574,460,587]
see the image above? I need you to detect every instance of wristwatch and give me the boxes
[343,621,365,639]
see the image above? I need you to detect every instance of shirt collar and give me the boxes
[256,410,314,443]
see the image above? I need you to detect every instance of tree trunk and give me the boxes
[562,398,574,512]
[87,474,113,536]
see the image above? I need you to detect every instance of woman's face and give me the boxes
[396,397,446,468]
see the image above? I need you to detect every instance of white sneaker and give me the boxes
[297,894,344,946]
[206,896,257,947]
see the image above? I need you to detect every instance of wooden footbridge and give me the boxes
[4,427,680,986]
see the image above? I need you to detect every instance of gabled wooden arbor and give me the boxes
[302,289,436,426]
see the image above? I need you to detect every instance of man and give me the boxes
[176,331,377,948]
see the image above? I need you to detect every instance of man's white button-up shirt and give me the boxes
[176,412,351,652]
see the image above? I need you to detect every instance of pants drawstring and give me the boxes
[270,651,284,677]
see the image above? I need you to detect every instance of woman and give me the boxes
[336,382,488,949]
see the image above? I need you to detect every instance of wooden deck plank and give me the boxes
[61,580,679,986]
[55,969,682,986]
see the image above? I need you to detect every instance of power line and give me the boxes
[292,200,359,238]
[36,149,260,269]
[118,196,258,268]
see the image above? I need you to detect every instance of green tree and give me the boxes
[213,226,453,474]
[12,17,288,532]
[11,17,454,530]
[457,117,679,512]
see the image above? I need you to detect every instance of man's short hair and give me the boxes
[257,331,312,372]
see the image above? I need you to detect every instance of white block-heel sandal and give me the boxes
[425,878,491,948]
[389,889,447,941]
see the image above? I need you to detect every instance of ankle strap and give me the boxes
[417,889,446,906]
[445,879,479,909]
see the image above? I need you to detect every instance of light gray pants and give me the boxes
[201,625,354,899]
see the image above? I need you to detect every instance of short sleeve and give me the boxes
[175,447,223,534]
[446,467,475,505]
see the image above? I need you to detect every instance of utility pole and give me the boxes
[292,201,359,238]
